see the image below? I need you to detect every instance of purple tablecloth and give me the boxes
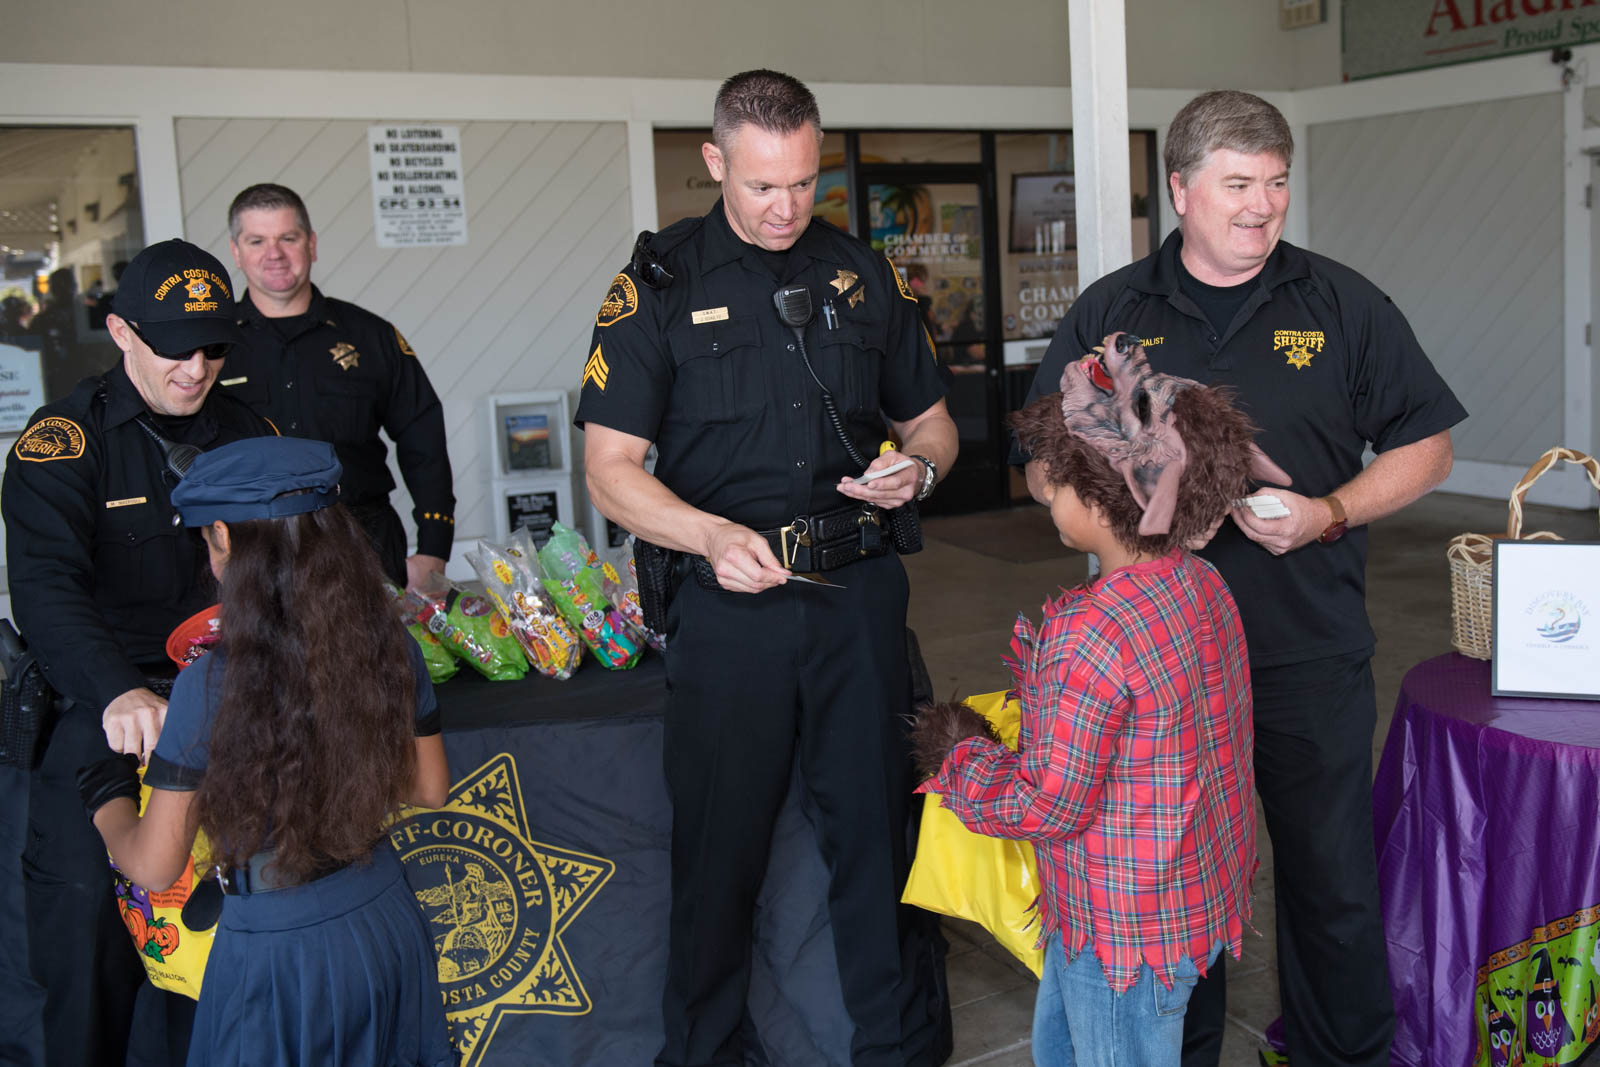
[1373,653,1600,1067]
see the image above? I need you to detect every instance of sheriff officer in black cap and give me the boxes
[2,238,272,1066]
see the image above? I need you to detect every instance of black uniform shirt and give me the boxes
[574,201,946,529]
[222,286,455,558]
[2,362,272,711]
[1025,230,1468,667]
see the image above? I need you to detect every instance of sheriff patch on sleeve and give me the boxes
[394,328,417,358]
[597,273,638,327]
[15,417,86,462]
[888,256,917,303]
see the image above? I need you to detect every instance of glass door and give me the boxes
[855,167,1004,514]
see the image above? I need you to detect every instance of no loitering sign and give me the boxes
[368,124,468,248]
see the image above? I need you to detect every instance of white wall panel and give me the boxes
[177,117,632,549]
[1,0,1335,91]
[1307,94,1564,471]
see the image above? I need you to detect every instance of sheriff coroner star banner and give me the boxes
[390,717,861,1066]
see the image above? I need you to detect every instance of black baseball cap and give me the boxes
[112,239,244,355]
[172,438,343,526]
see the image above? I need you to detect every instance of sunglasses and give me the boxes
[126,321,231,361]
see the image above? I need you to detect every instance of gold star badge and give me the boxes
[1284,344,1314,370]
[329,342,359,370]
[830,269,859,295]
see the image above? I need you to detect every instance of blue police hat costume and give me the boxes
[171,438,342,526]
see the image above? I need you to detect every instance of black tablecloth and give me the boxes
[438,649,670,730]
[407,646,949,1066]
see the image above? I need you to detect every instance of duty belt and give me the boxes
[680,502,903,594]
[759,502,889,573]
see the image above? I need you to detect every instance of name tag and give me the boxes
[691,307,730,325]
[220,376,248,386]
[105,496,147,509]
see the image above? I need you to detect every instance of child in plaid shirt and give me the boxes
[913,332,1290,1067]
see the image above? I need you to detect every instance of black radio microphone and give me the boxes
[773,285,813,328]
[773,283,869,468]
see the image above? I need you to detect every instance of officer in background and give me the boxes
[578,70,958,1067]
[1021,91,1466,1067]
[2,238,272,1066]
[221,183,454,588]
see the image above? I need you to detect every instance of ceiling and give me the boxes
[0,126,135,256]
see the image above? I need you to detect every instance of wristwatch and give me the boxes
[909,454,938,501]
[1318,494,1348,544]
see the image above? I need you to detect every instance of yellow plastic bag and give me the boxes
[902,689,1045,977]
[107,771,218,1000]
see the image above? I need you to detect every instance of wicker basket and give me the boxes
[1446,447,1600,659]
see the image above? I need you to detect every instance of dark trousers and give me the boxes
[657,554,919,1067]
[348,499,408,587]
[0,762,46,1065]
[1181,650,1395,1067]
[24,702,144,1067]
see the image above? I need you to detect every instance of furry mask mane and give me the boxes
[1059,332,1290,535]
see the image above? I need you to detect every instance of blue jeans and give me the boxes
[1032,937,1220,1067]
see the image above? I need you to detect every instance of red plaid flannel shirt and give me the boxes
[920,551,1256,992]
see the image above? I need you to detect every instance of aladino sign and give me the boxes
[1343,0,1600,80]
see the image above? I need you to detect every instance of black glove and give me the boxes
[909,700,1001,779]
[76,753,141,817]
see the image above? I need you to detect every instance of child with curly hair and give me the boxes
[913,331,1290,1067]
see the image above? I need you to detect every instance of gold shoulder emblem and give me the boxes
[597,273,638,328]
[15,416,86,463]
[582,342,609,392]
[394,328,417,358]
[887,256,917,303]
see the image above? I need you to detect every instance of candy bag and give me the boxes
[401,577,528,682]
[597,537,666,652]
[386,583,467,682]
[123,621,223,999]
[408,620,460,683]
[535,522,643,670]
[467,538,582,680]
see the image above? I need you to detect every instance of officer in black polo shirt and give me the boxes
[219,183,454,588]
[2,239,272,1066]
[1023,91,1467,1067]
[577,70,957,1067]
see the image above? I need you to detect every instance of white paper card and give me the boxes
[1492,541,1600,700]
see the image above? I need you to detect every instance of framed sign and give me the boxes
[496,479,574,545]
[1491,541,1600,701]
[1009,173,1075,255]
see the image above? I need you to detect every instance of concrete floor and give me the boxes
[903,490,1597,1067]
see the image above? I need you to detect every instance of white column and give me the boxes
[1067,0,1133,289]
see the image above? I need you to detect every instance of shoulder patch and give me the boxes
[582,341,609,392]
[15,416,86,462]
[597,273,638,327]
[394,328,417,358]
[887,256,917,303]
